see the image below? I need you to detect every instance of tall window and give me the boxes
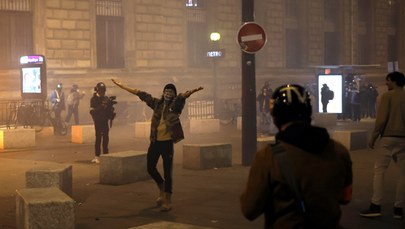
[324,0,340,65]
[388,35,397,62]
[324,32,340,65]
[357,0,371,64]
[186,1,209,68]
[286,29,302,68]
[358,0,371,22]
[96,0,124,68]
[285,0,302,68]
[387,2,399,62]
[324,0,339,22]
[286,0,299,17]
[0,0,33,69]
[358,34,370,64]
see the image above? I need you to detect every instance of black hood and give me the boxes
[275,122,330,154]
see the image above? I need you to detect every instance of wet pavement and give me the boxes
[0,119,404,229]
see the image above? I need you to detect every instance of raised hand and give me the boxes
[111,79,122,87]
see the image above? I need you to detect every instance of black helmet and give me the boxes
[95,82,106,94]
[270,84,312,129]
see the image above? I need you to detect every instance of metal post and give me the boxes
[213,56,218,118]
[241,0,257,166]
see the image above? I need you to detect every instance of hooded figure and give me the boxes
[241,84,353,229]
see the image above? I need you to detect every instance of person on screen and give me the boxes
[321,83,334,113]
[23,70,41,93]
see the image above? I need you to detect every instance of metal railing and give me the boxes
[187,99,214,120]
[0,99,49,129]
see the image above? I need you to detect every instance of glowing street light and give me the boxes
[209,32,221,118]
[210,32,221,42]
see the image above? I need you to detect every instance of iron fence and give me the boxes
[187,99,214,120]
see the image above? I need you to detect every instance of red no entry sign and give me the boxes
[237,22,267,54]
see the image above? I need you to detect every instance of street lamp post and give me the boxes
[210,32,221,118]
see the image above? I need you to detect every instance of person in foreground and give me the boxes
[240,84,353,228]
[111,79,203,211]
[360,71,405,220]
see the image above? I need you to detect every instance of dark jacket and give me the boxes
[90,95,110,123]
[241,123,353,229]
[137,90,186,143]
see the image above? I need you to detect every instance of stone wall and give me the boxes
[37,0,92,69]
[0,0,402,111]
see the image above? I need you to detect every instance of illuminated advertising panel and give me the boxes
[20,55,47,99]
[317,74,343,113]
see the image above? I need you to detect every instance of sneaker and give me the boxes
[359,203,381,218]
[91,157,100,164]
[394,207,403,220]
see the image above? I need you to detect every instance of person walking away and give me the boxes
[65,84,85,125]
[50,83,66,134]
[90,82,115,164]
[360,71,405,220]
[111,78,203,212]
[241,84,353,228]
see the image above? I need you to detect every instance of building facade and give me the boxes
[0,0,403,122]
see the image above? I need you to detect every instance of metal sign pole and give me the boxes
[241,0,257,166]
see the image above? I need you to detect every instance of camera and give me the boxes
[106,96,117,127]
[109,96,117,105]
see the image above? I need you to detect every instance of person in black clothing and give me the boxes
[241,84,353,228]
[90,82,114,163]
[366,83,378,118]
[320,83,333,113]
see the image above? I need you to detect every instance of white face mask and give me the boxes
[163,89,175,101]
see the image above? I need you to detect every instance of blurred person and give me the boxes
[360,71,405,220]
[366,83,378,119]
[50,83,66,134]
[241,84,353,228]
[350,89,361,122]
[90,82,115,164]
[65,84,85,125]
[257,87,272,135]
[112,79,203,212]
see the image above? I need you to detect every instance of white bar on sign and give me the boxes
[241,34,263,42]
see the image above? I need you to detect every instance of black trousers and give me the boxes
[147,140,174,193]
[94,120,109,156]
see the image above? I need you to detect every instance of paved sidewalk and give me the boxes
[0,121,404,229]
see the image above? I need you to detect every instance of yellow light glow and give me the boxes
[210,32,221,42]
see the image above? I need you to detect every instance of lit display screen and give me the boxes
[317,74,343,113]
[22,67,41,93]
